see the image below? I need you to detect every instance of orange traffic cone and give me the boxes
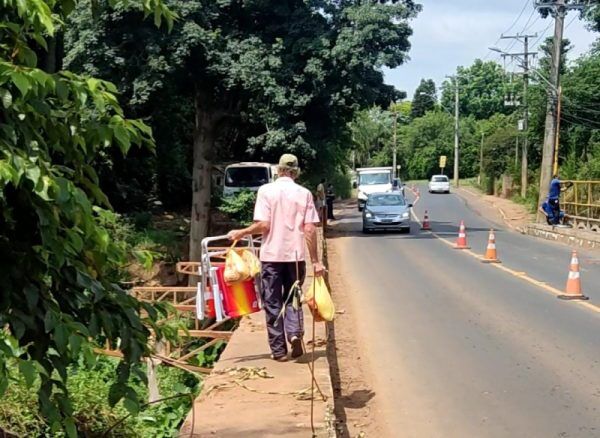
[558,250,589,300]
[421,210,431,231]
[481,229,500,263]
[454,220,470,249]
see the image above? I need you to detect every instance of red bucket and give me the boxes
[215,265,260,318]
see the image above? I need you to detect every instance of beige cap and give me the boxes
[278,153,299,171]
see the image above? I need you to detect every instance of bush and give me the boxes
[218,191,257,226]
[0,357,200,437]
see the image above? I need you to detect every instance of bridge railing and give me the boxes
[562,180,600,232]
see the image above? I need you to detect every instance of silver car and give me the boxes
[362,192,413,234]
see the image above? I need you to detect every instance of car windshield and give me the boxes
[359,172,390,185]
[367,194,406,207]
[432,176,448,182]
[225,167,269,187]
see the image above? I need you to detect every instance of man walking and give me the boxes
[228,154,325,362]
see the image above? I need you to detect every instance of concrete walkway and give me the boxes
[180,232,335,437]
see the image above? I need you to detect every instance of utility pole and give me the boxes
[443,75,461,186]
[497,33,537,198]
[534,0,586,220]
[454,79,459,187]
[392,111,398,178]
[479,132,484,186]
[553,85,563,176]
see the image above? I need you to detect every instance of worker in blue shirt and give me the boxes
[547,173,572,222]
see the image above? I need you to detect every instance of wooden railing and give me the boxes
[562,180,600,232]
[96,286,233,374]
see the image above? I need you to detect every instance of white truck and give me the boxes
[354,167,394,211]
[223,162,278,196]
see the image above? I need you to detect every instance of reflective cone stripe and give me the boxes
[455,220,470,249]
[422,210,431,230]
[482,229,500,263]
[558,250,589,300]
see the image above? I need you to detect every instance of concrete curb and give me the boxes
[524,223,600,250]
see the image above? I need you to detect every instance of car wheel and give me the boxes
[362,226,370,234]
[446,190,450,194]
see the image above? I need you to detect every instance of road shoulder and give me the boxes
[453,186,534,232]
[325,202,388,438]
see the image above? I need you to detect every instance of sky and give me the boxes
[384,0,598,99]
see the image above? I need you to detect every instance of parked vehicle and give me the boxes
[354,167,393,211]
[428,175,450,194]
[362,192,412,233]
[223,162,278,196]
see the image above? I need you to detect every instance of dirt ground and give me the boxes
[455,186,534,232]
[325,212,385,438]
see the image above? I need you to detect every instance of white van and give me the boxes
[223,162,277,196]
[354,167,394,211]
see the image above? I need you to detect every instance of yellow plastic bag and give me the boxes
[305,276,335,322]
[224,243,250,284]
[241,249,261,277]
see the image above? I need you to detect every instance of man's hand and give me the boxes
[227,229,247,242]
[313,261,326,277]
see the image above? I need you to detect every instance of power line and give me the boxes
[561,112,600,130]
[520,8,539,34]
[565,14,578,30]
[531,20,554,49]
[484,0,537,60]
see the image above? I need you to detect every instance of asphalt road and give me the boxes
[329,186,600,437]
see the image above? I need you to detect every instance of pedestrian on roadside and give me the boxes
[227,154,325,362]
[316,178,326,220]
[326,183,336,220]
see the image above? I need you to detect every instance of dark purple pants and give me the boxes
[261,261,306,357]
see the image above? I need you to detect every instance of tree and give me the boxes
[441,59,511,120]
[64,0,422,262]
[0,1,174,434]
[349,107,393,166]
[410,79,436,118]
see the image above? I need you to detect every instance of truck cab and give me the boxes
[223,162,277,196]
[355,167,394,211]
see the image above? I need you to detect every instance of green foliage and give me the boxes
[0,357,199,437]
[410,78,437,119]
[349,107,393,167]
[482,122,518,179]
[441,60,513,120]
[0,0,176,433]
[64,0,422,214]
[401,111,454,179]
[218,191,257,226]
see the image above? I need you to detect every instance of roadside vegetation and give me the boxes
[1,0,421,434]
[348,26,600,212]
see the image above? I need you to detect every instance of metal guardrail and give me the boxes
[562,180,600,232]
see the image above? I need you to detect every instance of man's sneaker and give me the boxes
[270,354,288,362]
[290,336,304,359]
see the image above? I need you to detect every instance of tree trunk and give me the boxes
[189,93,215,266]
